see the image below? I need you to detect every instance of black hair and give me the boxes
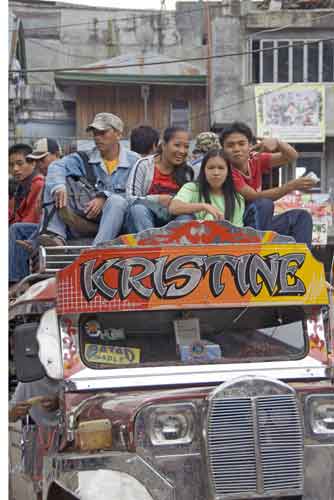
[161,127,194,187]
[130,125,160,155]
[220,121,254,146]
[197,149,240,222]
[8,175,17,198]
[8,143,33,159]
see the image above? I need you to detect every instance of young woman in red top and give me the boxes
[126,127,194,233]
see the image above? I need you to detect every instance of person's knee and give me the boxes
[255,198,274,213]
[299,209,312,225]
[129,202,149,218]
[103,195,128,214]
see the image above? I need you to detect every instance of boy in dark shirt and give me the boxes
[9,143,44,225]
[9,144,44,293]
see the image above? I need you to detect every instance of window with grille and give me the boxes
[170,100,190,129]
[250,39,334,83]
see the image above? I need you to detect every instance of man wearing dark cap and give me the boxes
[39,112,139,246]
[27,138,62,176]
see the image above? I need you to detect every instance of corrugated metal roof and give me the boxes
[55,51,207,86]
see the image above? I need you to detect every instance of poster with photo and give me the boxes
[274,192,332,245]
[255,84,325,143]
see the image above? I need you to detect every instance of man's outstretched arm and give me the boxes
[238,177,317,202]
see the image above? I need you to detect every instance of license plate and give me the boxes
[85,343,140,365]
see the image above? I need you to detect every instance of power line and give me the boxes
[246,10,334,38]
[190,82,296,123]
[28,38,98,60]
[14,82,312,138]
[27,31,203,61]
[8,4,211,33]
[9,36,334,74]
[9,3,333,35]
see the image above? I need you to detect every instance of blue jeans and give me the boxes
[243,198,313,247]
[9,222,39,283]
[125,202,195,233]
[41,189,128,246]
[93,195,128,245]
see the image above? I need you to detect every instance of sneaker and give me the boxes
[38,233,66,247]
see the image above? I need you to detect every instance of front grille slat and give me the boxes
[207,398,257,496]
[206,380,304,499]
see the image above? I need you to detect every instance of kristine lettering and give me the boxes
[80,253,306,302]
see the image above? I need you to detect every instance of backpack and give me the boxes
[66,151,98,215]
[41,151,99,232]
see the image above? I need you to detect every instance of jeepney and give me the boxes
[9,220,334,500]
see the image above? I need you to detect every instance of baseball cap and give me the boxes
[86,112,124,133]
[27,138,61,160]
[194,132,221,154]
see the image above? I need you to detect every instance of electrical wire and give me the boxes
[26,31,204,61]
[15,82,299,143]
[8,4,216,33]
[245,10,334,38]
[8,2,333,35]
[18,13,334,65]
[9,36,334,74]
[27,38,98,60]
[190,82,297,123]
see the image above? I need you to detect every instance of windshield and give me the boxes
[78,306,309,369]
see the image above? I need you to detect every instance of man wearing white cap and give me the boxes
[27,138,62,176]
[39,112,139,246]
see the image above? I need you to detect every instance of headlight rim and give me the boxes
[305,393,334,440]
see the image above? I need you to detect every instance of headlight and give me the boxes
[306,394,334,436]
[37,308,63,379]
[148,404,195,446]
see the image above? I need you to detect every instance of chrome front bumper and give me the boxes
[43,451,175,500]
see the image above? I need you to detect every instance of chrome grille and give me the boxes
[206,381,303,499]
[36,244,91,274]
[257,395,303,492]
[208,399,257,495]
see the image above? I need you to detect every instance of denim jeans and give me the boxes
[125,201,195,234]
[9,222,39,283]
[41,191,128,246]
[243,198,313,247]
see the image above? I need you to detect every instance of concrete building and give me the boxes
[8,0,334,193]
[210,0,334,191]
[8,0,212,146]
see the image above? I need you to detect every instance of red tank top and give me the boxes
[147,166,179,195]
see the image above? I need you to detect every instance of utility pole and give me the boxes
[204,0,212,129]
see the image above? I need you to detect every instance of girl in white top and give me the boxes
[169,149,245,226]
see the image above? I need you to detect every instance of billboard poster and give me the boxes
[275,192,332,245]
[255,84,325,143]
